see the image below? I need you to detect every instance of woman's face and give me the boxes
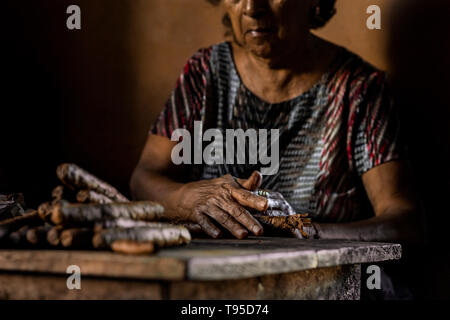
[223,0,315,58]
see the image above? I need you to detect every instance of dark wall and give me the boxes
[388,0,450,299]
[2,1,137,205]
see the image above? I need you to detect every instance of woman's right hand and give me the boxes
[172,171,269,239]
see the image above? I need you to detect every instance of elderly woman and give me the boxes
[130,0,422,243]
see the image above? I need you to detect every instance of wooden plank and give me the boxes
[0,238,401,281]
[156,238,401,280]
[169,265,361,300]
[0,273,162,300]
[0,265,360,300]
[0,250,185,281]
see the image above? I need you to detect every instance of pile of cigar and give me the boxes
[0,163,191,255]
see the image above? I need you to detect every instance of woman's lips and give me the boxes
[246,28,276,38]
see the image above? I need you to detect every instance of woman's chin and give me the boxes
[246,43,277,60]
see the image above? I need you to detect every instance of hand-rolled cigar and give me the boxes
[39,200,70,222]
[76,190,114,204]
[60,228,93,248]
[93,219,172,233]
[51,201,165,225]
[9,225,30,246]
[56,163,129,202]
[26,224,52,246]
[51,185,77,202]
[38,202,52,222]
[52,185,65,199]
[92,225,191,249]
[110,240,155,255]
[0,211,42,241]
[46,225,64,246]
[254,213,311,239]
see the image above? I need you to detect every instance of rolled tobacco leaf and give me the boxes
[26,224,53,246]
[9,225,31,246]
[0,211,42,241]
[93,219,172,233]
[47,225,64,246]
[56,163,129,202]
[110,240,155,255]
[92,225,191,249]
[51,185,77,203]
[60,228,93,248]
[254,213,312,239]
[76,190,114,204]
[51,201,165,225]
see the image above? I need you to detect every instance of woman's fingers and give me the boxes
[203,204,249,239]
[218,198,264,236]
[236,171,263,191]
[192,207,222,239]
[223,184,268,212]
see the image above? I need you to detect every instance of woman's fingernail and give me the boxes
[253,226,262,235]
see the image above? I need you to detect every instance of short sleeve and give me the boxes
[150,47,212,138]
[348,70,405,176]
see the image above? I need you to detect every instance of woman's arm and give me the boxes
[313,161,425,244]
[130,134,267,239]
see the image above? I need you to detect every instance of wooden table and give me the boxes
[0,237,401,300]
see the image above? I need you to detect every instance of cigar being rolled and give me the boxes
[76,190,114,204]
[51,201,165,225]
[254,213,311,238]
[110,240,155,255]
[0,211,42,241]
[56,163,129,202]
[92,225,191,249]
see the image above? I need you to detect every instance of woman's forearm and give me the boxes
[130,167,186,218]
[314,209,424,244]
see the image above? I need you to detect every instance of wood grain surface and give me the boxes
[0,237,401,281]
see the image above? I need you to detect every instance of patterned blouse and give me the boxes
[151,42,403,223]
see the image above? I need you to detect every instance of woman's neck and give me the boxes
[231,34,339,104]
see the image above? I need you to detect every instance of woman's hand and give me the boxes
[173,171,269,239]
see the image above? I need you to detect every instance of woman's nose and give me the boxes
[243,0,269,18]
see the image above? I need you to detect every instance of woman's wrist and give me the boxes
[165,182,195,220]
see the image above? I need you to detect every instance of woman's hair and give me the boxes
[206,0,337,30]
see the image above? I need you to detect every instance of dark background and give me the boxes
[1,0,449,299]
